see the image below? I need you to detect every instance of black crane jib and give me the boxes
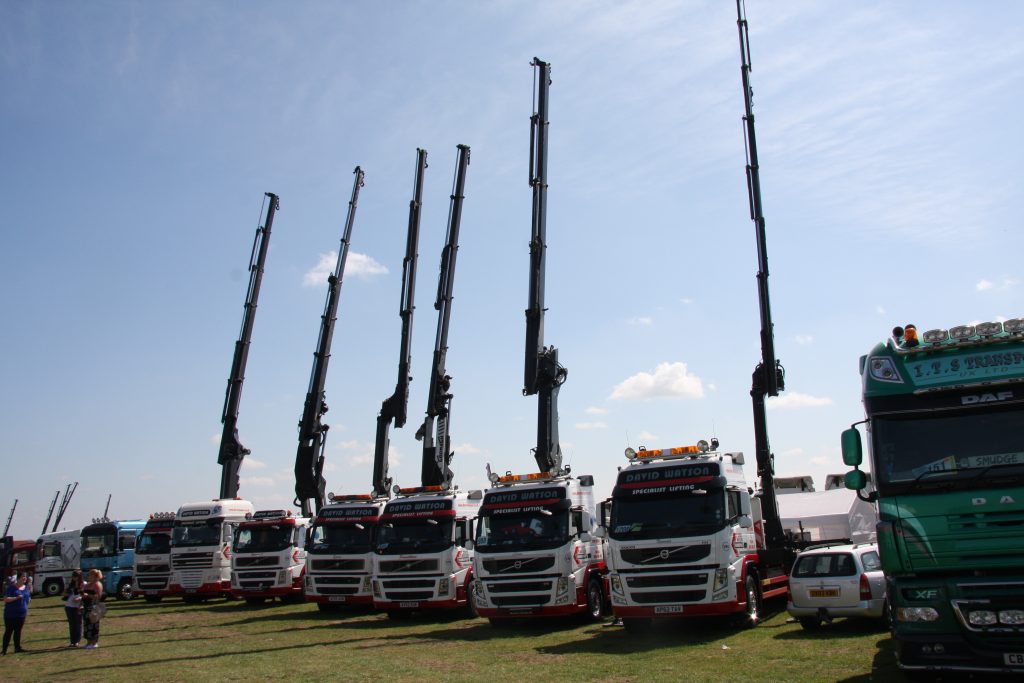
[218,192,279,501]
[295,168,365,517]
[373,149,427,499]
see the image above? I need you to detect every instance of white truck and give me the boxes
[132,512,176,602]
[372,487,482,618]
[472,470,606,623]
[230,508,310,603]
[304,494,387,610]
[169,499,254,601]
[34,529,81,597]
[601,440,788,630]
[776,474,877,547]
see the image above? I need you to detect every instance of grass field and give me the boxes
[3,596,911,682]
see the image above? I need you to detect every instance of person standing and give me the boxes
[82,569,104,649]
[62,571,85,647]
[2,572,31,655]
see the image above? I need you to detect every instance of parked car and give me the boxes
[787,542,887,629]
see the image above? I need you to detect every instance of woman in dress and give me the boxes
[82,569,104,649]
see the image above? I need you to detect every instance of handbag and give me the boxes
[87,602,107,623]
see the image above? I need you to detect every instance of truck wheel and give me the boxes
[144,595,163,604]
[740,575,760,628]
[43,578,63,597]
[798,616,821,630]
[585,578,605,621]
[116,579,134,601]
[464,581,480,619]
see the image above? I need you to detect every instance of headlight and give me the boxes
[555,577,569,596]
[897,607,939,622]
[611,575,624,595]
[968,610,997,626]
[361,576,372,593]
[868,357,902,383]
[438,578,450,596]
[713,568,729,591]
[372,581,381,598]
[304,575,312,589]
[279,570,289,584]
[999,610,1024,625]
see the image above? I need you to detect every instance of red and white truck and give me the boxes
[304,495,386,610]
[132,512,176,601]
[230,509,309,603]
[472,470,605,622]
[601,441,788,630]
[169,499,254,601]
[371,487,481,617]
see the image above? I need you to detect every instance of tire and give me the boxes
[43,578,63,598]
[144,595,163,604]
[622,617,652,633]
[798,616,821,630]
[739,575,761,628]
[879,600,891,630]
[116,579,134,601]
[464,581,480,619]
[585,578,605,621]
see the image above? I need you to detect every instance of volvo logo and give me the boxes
[513,560,522,570]
[659,549,670,560]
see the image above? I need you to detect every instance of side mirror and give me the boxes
[464,539,474,551]
[845,470,867,491]
[738,515,753,529]
[841,428,863,467]
[579,532,592,543]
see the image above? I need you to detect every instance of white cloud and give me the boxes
[585,406,608,415]
[810,456,829,466]
[242,457,267,470]
[977,279,994,292]
[610,362,704,401]
[637,430,658,442]
[795,335,814,345]
[782,448,805,457]
[210,433,220,444]
[629,316,654,326]
[575,421,607,430]
[240,476,275,487]
[680,297,693,305]
[336,439,362,450]
[707,383,717,392]
[453,442,482,455]
[767,392,833,409]
[303,251,388,287]
[876,306,886,316]
[977,277,1018,292]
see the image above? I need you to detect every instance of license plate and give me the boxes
[1005,653,1024,667]
[186,589,197,594]
[399,601,419,608]
[655,605,684,614]
[146,590,159,595]
[809,589,840,598]
[328,596,347,603]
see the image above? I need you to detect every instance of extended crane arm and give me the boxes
[218,192,279,500]
[524,57,566,475]
[295,168,365,517]
[417,145,471,489]
[737,0,786,550]
[51,482,77,533]
[372,150,427,498]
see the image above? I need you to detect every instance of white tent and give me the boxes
[777,483,877,545]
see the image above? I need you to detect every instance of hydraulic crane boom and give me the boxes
[416,144,471,489]
[51,482,77,533]
[372,150,427,498]
[736,0,786,551]
[524,57,567,475]
[41,490,59,536]
[295,168,365,517]
[3,500,16,537]
[218,192,279,500]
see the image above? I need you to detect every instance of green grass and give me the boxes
[4,597,908,682]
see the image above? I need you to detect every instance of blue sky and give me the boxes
[2,1,1021,539]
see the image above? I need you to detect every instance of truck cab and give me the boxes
[472,471,605,622]
[132,513,176,601]
[372,487,481,617]
[603,442,785,628]
[34,529,81,597]
[230,508,310,603]
[169,499,254,601]
[304,494,386,610]
[1,538,38,586]
[79,518,146,600]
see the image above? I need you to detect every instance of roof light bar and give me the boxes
[1004,318,1024,335]
[976,321,1002,337]
[950,325,975,341]
[923,329,948,345]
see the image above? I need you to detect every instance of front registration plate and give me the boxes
[328,596,347,603]
[1005,653,1024,667]
[809,589,839,598]
[655,605,684,614]
[399,601,419,608]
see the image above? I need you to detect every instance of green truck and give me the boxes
[842,318,1024,675]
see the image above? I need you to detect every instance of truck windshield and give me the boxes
[80,529,117,558]
[234,525,292,553]
[172,520,223,547]
[872,403,1024,493]
[137,532,171,555]
[376,520,453,555]
[309,523,374,554]
[610,489,726,540]
[475,511,569,552]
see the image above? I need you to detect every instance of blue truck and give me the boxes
[79,518,146,600]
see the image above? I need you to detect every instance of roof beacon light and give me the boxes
[977,321,1002,337]
[903,324,919,347]
[697,440,710,453]
[923,329,948,345]
[1004,318,1024,335]
[625,447,637,461]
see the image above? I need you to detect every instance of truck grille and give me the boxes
[630,590,706,604]
[626,574,708,589]
[492,595,550,607]
[172,553,214,569]
[314,575,360,595]
[379,559,438,574]
[234,556,278,568]
[486,581,552,594]
[177,570,204,588]
[311,559,364,571]
[383,579,434,589]
[136,576,170,590]
[480,557,555,574]
[136,564,171,574]
[620,545,711,565]
[384,590,434,600]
